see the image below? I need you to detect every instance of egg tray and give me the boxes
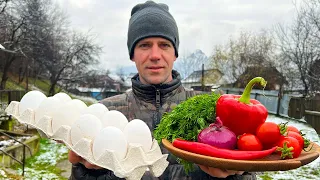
[5,101,169,180]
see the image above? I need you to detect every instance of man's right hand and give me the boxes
[198,165,244,178]
[68,150,102,169]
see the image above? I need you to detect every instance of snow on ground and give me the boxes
[19,167,61,180]
[0,136,31,151]
[0,169,6,178]
[15,139,69,180]
[257,115,320,180]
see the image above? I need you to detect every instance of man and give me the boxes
[69,1,256,179]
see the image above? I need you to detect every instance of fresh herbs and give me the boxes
[154,92,220,173]
[154,92,220,143]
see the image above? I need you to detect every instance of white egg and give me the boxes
[35,97,61,124]
[81,103,109,119]
[70,114,102,145]
[51,99,87,133]
[92,126,128,160]
[53,92,72,103]
[19,90,47,115]
[123,119,152,152]
[100,110,128,131]
[70,99,87,110]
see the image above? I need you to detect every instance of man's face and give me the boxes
[131,37,176,85]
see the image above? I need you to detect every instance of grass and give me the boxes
[0,72,94,103]
[27,77,62,95]
[258,173,273,180]
[10,138,68,180]
[0,72,25,91]
[5,79,25,90]
[0,72,61,95]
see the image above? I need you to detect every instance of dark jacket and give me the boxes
[70,70,256,180]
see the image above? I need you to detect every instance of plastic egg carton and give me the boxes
[5,101,169,180]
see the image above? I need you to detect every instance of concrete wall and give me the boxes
[0,135,40,167]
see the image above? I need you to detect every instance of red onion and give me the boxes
[197,117,237,149]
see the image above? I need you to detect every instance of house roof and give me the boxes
[182,69,222,83]
[234,66,288,90]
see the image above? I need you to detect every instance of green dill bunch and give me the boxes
[154,92,220,143]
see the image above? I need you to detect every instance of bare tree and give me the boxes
[0,0,57,90]
[304,0,320,93]
[116,67,126,82]
[44,31,102,95]
[1,0,102,94]
[13,0,102,95]
[210,30,276,84]
[175,51,193,79]
[275,0,320,96]
[0,4,26,90]
[18,0,60,83]
[0,0,9,14]
[174,50,208,79]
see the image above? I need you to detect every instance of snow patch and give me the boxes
[258,115,320,180]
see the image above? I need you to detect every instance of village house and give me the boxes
[181,69,228,91]
[233,66,288,90]
[74,74,131,100]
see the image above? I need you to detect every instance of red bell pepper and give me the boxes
[216,77,268,136]
[173,139,277,160]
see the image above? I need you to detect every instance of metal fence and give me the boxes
[219,87,320,134]
[219,87,301,117]
[0,90,30,176]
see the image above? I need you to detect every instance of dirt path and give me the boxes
[56,159,72,179]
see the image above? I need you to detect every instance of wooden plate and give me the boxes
[162,139,320,171]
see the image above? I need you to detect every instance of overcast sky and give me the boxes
[56,0,300,73]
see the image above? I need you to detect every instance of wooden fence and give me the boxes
[288,96,320,134]
[0,90,26,109]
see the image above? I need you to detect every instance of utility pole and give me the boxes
[201,64,205,91]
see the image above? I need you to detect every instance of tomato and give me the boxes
[237,133,263,151]
[256,122,283,149]
[287,131,304,149]
[277,136,302,159]
[287,125,300,134]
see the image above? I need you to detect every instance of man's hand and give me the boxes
[198,165,244,178]
[68,150,102,169]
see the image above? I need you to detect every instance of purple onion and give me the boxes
[197,117,237,149]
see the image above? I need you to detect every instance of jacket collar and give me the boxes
[131,70,182,103]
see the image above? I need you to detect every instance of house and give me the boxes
[73,74,131,100]
[233,66,288,90]
[181,69,224,91]
[108,74,131,92]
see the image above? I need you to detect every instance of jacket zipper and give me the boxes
[155,89,161,125]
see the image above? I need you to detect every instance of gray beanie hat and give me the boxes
[127,1,179,59]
